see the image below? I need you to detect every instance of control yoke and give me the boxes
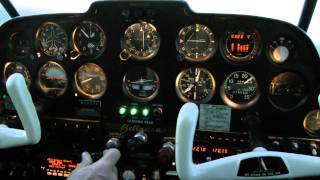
[0,73,41,149]
[175,103,320,180]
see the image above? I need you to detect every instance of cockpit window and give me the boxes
[0,4,11,25]
[307,2,320,56]
[9,0,305,25]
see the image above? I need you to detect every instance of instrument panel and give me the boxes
[0,1,320,179]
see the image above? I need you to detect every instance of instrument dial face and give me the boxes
[223,30,261,62]
[9,32,31,57]
[38,61,68,98]
[303,110,320,137]
[175,67,215,103]
[268,72,307,111]
[74,63,107,99]
[3,62,31,87]
[221,71,260,109]
[36,22,68,57]
[177,24,216,62]
[122,22,160,60]
[268,36,295,64]
[72,21,106,58]
[123,67,160,102]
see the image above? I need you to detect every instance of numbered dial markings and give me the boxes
[176,67,215,103]
[74,63,107,99]
[122,22,160,60]
[221,71,260,109]
[36,22,68,57]
[268,36,295,63]
[73,21,106,58]
[177,24,216,62]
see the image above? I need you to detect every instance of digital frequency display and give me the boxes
[226,31,256,58]
[40,157,79,177]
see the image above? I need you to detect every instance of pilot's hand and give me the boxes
[67,148,121,180]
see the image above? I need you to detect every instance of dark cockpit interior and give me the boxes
[0,0,320,179]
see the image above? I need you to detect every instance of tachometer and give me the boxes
[72,21,106,58]
[122,67,160,102]
[38,61,68,97]
[3,61,31,87]
[175,67,215,103]
[222,29,261,62]
[268,72,307,111]
[221,71,260,109]
[303,110,320,137]
[120,22,160,61]
[176,24,216,62]
[36,22,68,57]
[74,63,107,99]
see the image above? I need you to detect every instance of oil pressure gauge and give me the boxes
[221,71,260,109]
[175,67,215,103]
[120,22,160,61]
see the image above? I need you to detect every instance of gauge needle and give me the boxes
[195,68,201,82]
[193,86,197,100]
[244,77,254,84]
[187,40,206,43]
[141,27,145,50]
[183,84,194,93]
[80,28,89,38]
[187,32,195,43]
[81,78,92,84]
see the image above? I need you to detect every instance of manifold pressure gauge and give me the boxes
[120,22,160,61]
[176,24,216,62]
[175,67,215,103]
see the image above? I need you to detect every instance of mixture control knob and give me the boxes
[157,142,175,169]
[310,142,318,156]
[106,138,121,149]
[291,142,299,151]
[127,131,147,152]
[122,170,136,180]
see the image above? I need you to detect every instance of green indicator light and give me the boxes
[119,107,126,115]
[130,107,138,116]
[142,108,150,117]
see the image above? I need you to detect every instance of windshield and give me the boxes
[0,0,319,55]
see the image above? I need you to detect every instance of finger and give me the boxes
[78,151,93,168]
[92,148,121,169]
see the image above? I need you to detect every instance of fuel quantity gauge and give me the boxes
[268,36,295,64]
[123,67,160,102]
[175,67,215,103]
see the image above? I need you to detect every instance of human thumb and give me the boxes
[78,151,93,168]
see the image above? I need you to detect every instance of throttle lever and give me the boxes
[241,112,265,149]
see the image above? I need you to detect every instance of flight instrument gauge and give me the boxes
[72,21,106,58]
[175,67,215,103]
[38,61,68,98]
[122,67,160,102]
[3,61,31,87]
[74,63,107,99]
[222,29,261,62]
[304,110,320,137]
[36,22,68,57]
[221,71,260,109]
[268,36,295,64]
[268,72,307,111]
[120,22,160,61]
[176,24,216,62]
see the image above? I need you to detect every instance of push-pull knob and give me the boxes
[158,142,175,169]
[106,137,121,149]
[127,131,147,152]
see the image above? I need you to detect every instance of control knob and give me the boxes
[127,131,147,152]
[157,142,175,169]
